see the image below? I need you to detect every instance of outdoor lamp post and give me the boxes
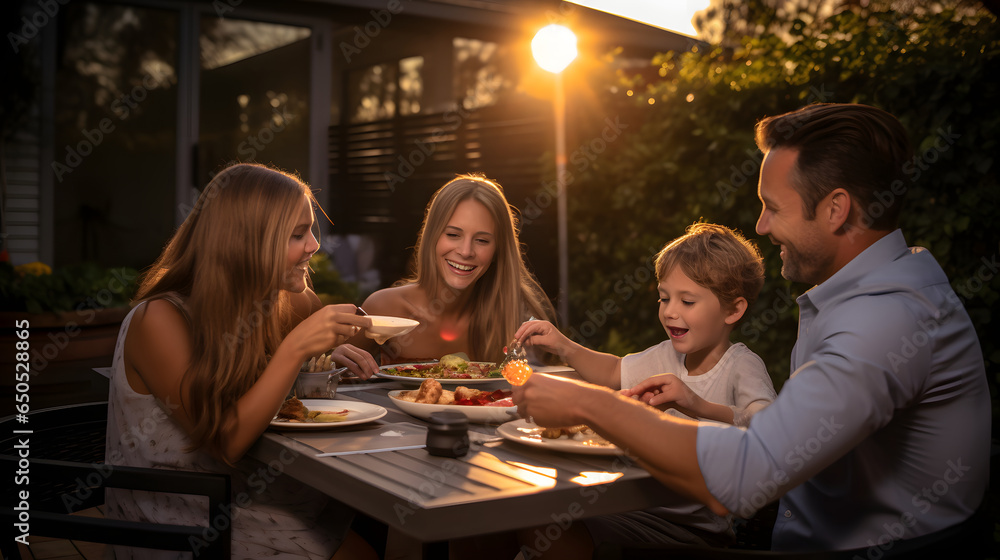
[531,24,577,328]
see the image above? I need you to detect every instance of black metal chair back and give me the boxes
[1,402,231,559]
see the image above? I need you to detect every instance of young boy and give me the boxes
[516,221,775,427]
[512,222,776,555]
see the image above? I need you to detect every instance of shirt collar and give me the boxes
[799,229,909,308]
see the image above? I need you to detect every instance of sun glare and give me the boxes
[532,24,578,74]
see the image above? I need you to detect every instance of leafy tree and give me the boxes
[563,0,999,414]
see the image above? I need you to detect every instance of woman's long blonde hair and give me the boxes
[404,174,555,362]
[134,163,314,455]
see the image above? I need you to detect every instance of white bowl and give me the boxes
[365,316,419,344]
[387,390,515,424]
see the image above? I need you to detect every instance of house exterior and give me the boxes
[2,0,694,297]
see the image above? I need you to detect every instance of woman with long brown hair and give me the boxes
[332,174,555,374]
[104,163,376,558]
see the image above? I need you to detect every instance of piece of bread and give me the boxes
[454,386,482,401]
[415,378,443,404]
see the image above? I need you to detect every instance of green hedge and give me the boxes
[563,4,999,414]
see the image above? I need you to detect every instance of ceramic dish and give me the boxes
[496,419,622,455]
[365,316,419,344]
[269,399,387,430]
[375,362,505,385]
[387,390,515,423]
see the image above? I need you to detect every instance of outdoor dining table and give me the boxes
[247,376,682,558]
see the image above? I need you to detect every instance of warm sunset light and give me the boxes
[570,471,624,486]
[531,24,578,74]
[567,0,708,37]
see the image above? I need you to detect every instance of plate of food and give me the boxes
[496,418,622,456]
[388,379,515,423]
[375,353,505,385]
[270,398,387,430]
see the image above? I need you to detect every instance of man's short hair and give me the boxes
[754,103,913,230]
[655,222,765,312]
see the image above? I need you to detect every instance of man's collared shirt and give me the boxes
[696,229,990,550]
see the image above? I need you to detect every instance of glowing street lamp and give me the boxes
[532,24,577,328]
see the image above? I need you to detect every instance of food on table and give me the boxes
[501,359,533,386]
[303,351,335,373]
[380,355,502,379]
[439,353,467,369]
[274,397,349,423]
[277,397,308,420]
[414,378,444,404]
[538,424,611,447]
[393,378,512,407]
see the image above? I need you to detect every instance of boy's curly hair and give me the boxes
[655,223,765,313]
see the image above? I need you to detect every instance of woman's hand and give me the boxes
[284,304,372,363]
[330,343,381,380]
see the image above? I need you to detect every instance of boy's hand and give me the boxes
[622,373,701,417]
[514,320,569,358]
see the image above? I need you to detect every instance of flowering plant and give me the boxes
[0,261,138,314]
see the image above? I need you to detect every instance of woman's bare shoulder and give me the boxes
[128,299,191,354]
[363,283,423,314]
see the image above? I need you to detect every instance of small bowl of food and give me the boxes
[295,351,346,399]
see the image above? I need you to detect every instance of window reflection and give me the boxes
[53,3,178,268]
[200,19,310,70]
[453,37,511,110]
[347,56,424,123]
[399,56,423,116]
[197,17,311,185]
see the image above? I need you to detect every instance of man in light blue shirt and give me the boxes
[512,103,990,553]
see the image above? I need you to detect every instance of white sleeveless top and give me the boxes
[104,300,351,559]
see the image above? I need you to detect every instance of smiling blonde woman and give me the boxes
[332,174,555,375]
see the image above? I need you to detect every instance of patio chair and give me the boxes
[0,401,231,559]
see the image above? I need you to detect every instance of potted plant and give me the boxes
[0,260,139,365]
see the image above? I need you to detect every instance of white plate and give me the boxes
[364,316,419,344]
[387,390,515,423]
[496,419,622,456]
[375,362,507,385]
[270,399,387,430]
